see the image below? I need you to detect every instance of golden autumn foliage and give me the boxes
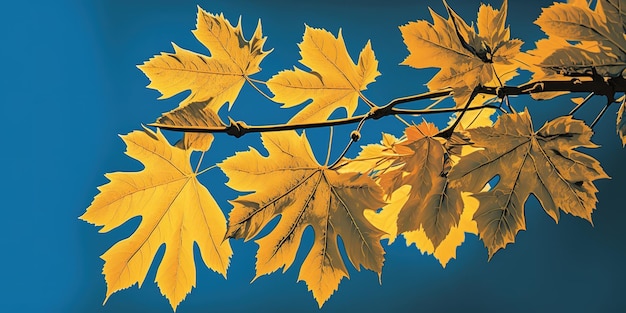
[80,127,231,310]
[266,26,379,123]
[400,0,522,105]
[448,110,609,256]
[220,131,385,307]
[138,8,269,111]
[82,0,626,311]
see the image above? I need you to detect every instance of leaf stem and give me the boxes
[569,92,595,115]
[196,164,218,176]
[590,100,612,128]
[325,126,334,166]
[328,116,367,169]
[245,76,274,102]
[195,151,206,174]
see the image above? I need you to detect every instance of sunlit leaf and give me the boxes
[138,7,270,110]
[80,127,232,310]
[617,96,626,146]
[266,26,380,123]
[219,130,385,307]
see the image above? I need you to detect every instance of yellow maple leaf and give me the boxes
[349,122,479,266]
[400,0,522,106]
[334,132,404,176]
[138,7,270,111]
[266,26,380,123]
[219,130,385,307]
[449,110,609,257]
[80,127,232,311]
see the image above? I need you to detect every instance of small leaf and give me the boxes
[157,101,226,152]
[138,8,270,111]
[267,26,380,123]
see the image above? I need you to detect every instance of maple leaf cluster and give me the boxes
[81,0,624,311]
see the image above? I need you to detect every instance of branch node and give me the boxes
[522,82,544,94]
[495,87,506,99]
[350,130,361,142]
[370,106,390,120]
[226,117,248,138]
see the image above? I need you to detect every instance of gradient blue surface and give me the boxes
[2,0,626,312]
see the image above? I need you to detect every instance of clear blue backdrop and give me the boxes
[2,0,625,312]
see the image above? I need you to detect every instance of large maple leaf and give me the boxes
[138,7,270,111]
[219,130,385,307]
[266,26,380,123]
[449,110,609,257]
[400,0,522,105]
[80,127,232,311]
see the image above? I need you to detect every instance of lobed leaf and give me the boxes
[219,130,385,307]
[138,7,270,111]
[267,26,380,123]
[449,110,609,257]
[400,0,522,106]
[80,127,232,310]
[526,0,626,86]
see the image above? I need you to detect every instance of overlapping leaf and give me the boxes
[364,186,479,267]
[449,110,609,256]
[400,0,522,105]
[343,116,492,266]
[267,26,380,123]
[533,0,626,76]
[376,122,464,248]
[80,127,232,310]
[138,7,270,111]
[219,130,385,307]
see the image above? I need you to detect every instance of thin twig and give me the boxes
[437,88,480,139]
[151,78,626,136]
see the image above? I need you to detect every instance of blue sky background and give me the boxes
[2,0,626,312]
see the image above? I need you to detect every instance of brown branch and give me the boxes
[149,77,626,137]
